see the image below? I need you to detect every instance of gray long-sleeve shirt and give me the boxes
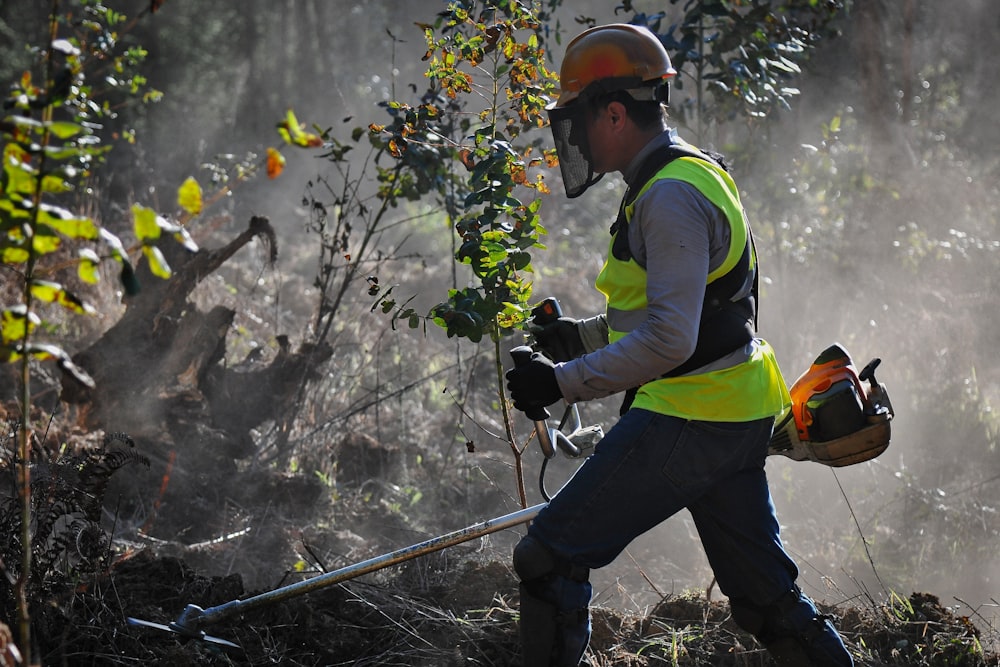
[555,131,753,404]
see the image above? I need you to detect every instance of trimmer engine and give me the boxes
[768,343,893,467]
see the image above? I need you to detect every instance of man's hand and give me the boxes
[529,314,608,362]
[529,317,586,362]
[505,352,562,412]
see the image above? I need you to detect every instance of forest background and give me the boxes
[1,0,999,663]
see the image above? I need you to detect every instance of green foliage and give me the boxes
[875,592,985,666]
[0,1,192,379]
[614,0,843,140]
[374,0,560,344]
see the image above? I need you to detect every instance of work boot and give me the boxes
[766,593,853,666]
[732,588,853,667]
[765,616,852,666]
[518,579,591,667]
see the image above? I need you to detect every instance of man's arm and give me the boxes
[554,180,717,403]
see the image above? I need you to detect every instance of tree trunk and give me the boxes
[61,216,331,464]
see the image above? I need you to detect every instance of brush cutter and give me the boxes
[127,501,548,649]
[129,322,892,648]
[127,360,602,649]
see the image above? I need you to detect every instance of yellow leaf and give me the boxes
[1,247,28,263]
[277,108,324,148]
[78,248,100,284]
[177,177,203,216]
[266,147,285,179]
[27,279,56,303]
[32,233,61,254]
[30,280,94,315]
[1,306,39,344]
[143,244,171,278]
[132,203,161,242]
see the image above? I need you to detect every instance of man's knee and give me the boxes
[514,535,557,583]
[513,535,593,667]
[513,535,590,585]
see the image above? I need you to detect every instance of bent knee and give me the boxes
[513,535,557,582]
[513,535,590,584]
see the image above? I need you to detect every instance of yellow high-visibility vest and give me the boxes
[595,155,790,421]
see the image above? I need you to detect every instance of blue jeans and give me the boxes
[530,409,794,597]
[523,409,851,664]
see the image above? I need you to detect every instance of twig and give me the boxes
[624,548,667,600]
[831,468,888,597]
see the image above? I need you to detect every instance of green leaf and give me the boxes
[39,207,99,239]
[40,172,74,193]
[47,120,86,139]
[120,261,141,296]
[3,147,36,195]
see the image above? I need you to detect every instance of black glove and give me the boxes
[530,317,586,362]
[505,352,562,412]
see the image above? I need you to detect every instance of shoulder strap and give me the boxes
[610,143,728,263]
[607,143,760,387]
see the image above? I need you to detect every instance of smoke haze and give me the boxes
[4,0,996,642]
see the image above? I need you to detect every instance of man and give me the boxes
[504,23,854,667]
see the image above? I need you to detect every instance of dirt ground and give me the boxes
[31,503,998,666]
[33,551,996,666]
[4,408,995,665]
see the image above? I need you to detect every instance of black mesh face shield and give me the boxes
[547,78,668,198]
[547,101,604,199]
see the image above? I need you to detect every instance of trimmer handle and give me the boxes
[509,346,550,422]
[530,297,563,326]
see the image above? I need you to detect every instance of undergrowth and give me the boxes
[0,421,148,623]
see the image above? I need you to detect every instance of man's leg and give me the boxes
[512,535,592,667]
[728,585,853,667]
[512,409,688,666]
[687,431,853,666]
[512,410,771,666]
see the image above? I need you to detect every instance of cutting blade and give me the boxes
[126,616,240,649]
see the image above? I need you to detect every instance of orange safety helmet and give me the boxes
[551,23,677,109]
[547,24,677,198]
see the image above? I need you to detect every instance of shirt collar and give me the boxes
[623,128,682,189]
